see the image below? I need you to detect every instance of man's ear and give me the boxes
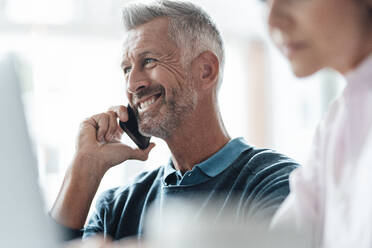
[193,51,220,90]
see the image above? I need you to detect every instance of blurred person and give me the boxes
[51,0,299,243]
[262,0,372,247]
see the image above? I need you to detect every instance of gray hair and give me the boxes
[122,0,225,90]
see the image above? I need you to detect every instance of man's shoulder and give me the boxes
[96,166,165,208]
[229,146,300,217]
[84,166,166,239]
[233,146,300,175]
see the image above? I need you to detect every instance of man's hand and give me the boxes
[50,105,155,229]
[76,105,154,172]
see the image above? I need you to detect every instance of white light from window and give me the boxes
[5,0,75,25]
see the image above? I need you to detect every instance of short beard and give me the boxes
[136,79,197,139]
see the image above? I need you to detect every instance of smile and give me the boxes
[137,93,162,113]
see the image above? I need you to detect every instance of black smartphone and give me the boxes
[119,105,151,150]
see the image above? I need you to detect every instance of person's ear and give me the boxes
[193,51,220,90]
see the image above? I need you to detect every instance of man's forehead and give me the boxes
[121,18,178,63]
[122,17,170,50]
[121,33,167,62]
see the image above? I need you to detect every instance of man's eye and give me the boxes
[123,67,132,74]
[143,58,157,66]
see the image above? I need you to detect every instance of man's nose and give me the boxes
[126,67,150,94]
[267,0,292,30]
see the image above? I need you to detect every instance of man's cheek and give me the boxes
[158,61,186,84]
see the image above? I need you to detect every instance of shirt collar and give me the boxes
[345,52,372,92]
[164,160,178,181]
[196,137,250,177]
[163,137,251,183]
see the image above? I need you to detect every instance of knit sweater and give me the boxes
[80,138,299,240]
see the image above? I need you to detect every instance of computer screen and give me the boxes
[0,54,58,247]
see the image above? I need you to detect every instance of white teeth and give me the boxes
[139,96,156,111]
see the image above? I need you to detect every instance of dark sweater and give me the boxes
[78,139,299,241]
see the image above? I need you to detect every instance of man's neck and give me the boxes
[165,107,231,174]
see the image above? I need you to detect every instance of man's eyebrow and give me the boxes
[120,51,159,69]
[120,59,128,69]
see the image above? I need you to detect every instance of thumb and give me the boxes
[102,142,156,166]
[128,142,156,161]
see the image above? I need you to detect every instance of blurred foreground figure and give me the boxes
[146,200,311,248]
[262,0,372,247]
[64,200,311,248]
[51,0,298,244]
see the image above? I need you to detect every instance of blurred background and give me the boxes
[0,0,345,211]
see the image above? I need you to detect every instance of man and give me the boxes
[51,0,298,241]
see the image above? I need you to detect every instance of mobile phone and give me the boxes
[119,105,151,150]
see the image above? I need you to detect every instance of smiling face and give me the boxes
[121,17,198,139]
[265,0,372,76]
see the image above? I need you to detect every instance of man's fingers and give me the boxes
[75,108,151,171]
[113,128,124,142]
[78,118,100,144]
[96,115,109,142]
[92,113,110,142]
[109,105,129,122]
[89,110,126,143]
[106,111,119,142]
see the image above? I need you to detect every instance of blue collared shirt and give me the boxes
[163,137,250,186]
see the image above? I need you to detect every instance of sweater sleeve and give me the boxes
[243,150,299,221]
[82,189,115,239]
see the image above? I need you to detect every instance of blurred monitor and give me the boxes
[0,54,57,247]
